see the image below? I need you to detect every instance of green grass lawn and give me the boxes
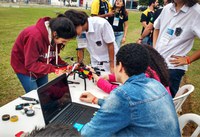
[0,7,199,115]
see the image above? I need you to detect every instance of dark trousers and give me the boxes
[169,69,185,98]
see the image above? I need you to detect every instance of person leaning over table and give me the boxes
[80,43,180,137]
[63,9,119,73]
[10,16,76,93]
[153,0,200,97]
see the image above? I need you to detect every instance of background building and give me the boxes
[2,0,138,9]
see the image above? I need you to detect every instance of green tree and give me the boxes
[139,0,164,6]
[138,0,148,6]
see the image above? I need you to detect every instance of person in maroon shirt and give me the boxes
[11,16,76,93]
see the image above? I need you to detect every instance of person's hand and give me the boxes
[110,66,114,74]
[122,37,126,44]
[87,66,100,82]
[55,65,73,76]
[65,65,73,73]
[71,63,80,71]
[80,92,98,104]
[169,55,189,67]
[86,66,95,73]
[137,38,142,44]
[55,68,66,76]
[106,11,114,17]
[101,74,109,80]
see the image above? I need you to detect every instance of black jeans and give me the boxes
[169,69,185,98]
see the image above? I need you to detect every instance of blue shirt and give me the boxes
[81,73,180,137]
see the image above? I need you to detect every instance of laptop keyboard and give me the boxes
[53,104,86,125]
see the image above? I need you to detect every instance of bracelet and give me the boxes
[185,56,191,65]
[92,97,97,104]
[139,38,143,40]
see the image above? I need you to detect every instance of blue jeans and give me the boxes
[114,32,124,48]
[142,36,152,46]
[169,69,185,98]
[16,73,48,93]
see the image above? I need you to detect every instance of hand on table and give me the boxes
[80,92,98,104]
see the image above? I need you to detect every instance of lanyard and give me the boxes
[45,21,58,65]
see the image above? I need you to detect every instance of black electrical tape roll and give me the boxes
[2,114,10,121]
[15,104,24,110]
[26,110,35,117]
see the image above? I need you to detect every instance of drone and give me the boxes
[62,56,102,90]
[70,62,102,91]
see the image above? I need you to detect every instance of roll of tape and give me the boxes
[26,110,35,117]
[2,114,10,121]
[10,115,18,122]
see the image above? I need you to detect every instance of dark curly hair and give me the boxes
[116,43,150,76]
[142,45,170,87]
[172,0,198,7]
[28,124,80,137]
[148,0,156,6]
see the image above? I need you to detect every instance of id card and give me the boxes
[160,28,174,46]
[113,17,119,26]
[105,11,108,19]
[166,28,174,36]
[77,32,87,48]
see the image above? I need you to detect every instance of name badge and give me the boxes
[160,28,174,46]
[105,11,108,19]
[167,28,174,36]
[77,32,87,48]
[113,17,119,26]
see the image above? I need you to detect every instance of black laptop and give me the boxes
[37,73,98,131]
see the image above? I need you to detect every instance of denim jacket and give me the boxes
[81,73,180,137]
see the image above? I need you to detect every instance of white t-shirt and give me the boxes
[78,17,119,72]
[154,3,200,70]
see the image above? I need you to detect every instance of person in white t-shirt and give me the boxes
[63,9,119,73]
[153,0,200,97]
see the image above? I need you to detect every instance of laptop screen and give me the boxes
[37,74,71,124]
